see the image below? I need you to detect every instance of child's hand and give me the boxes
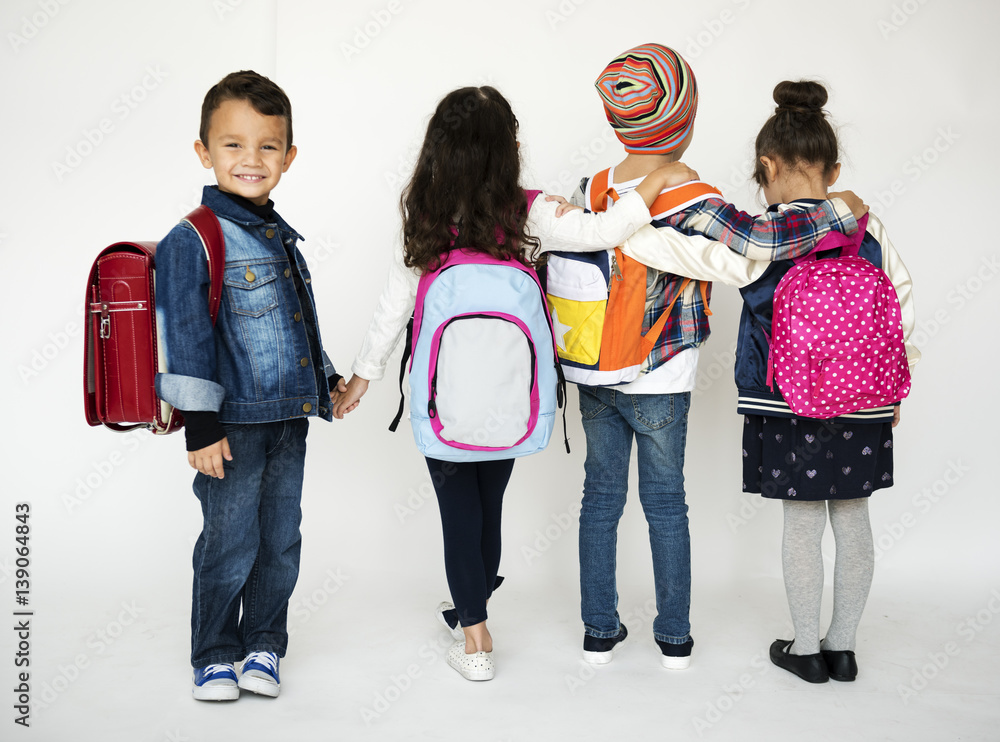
[331,376,348,397]
[332,375,370,419]
[829,190,869,220]
[892,405,900,428]
[635,162,699,207]
[653,161,700,188]
[545,194,584,218]
[187,437,232,479]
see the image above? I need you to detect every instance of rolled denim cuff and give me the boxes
[155,373,226,412]
[322,349,337,378]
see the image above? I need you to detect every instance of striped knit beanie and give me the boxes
[596,43,698,154]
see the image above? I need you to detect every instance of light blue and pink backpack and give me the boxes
[389,191,566,462]
[767,214,911,419]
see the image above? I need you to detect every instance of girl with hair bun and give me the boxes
[604,77,917,681]
[742,80,920,683]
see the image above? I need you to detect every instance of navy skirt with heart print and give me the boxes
[741,415,894,501]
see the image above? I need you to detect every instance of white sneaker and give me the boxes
[435,601,465,641]
[237,651,280,697]
[447,640,495,681]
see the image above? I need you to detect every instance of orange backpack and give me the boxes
[545,168,719,385]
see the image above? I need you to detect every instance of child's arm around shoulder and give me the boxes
[675,191,867,262]
[528,163,697,254]
[622,226,765,288]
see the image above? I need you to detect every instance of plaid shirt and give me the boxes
[573,178,858,373]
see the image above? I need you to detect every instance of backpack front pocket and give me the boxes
[428,313,537,449]
[545,251,611,365]
[809,335,906,401]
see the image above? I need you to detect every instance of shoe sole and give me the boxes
[452,667,494,681]
[192,685,239,701]
[660,655,691,670]
[447,657,495,681]
[582,649,615,665]
[237,675,280,697]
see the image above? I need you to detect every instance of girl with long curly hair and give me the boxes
[332,85,690,681]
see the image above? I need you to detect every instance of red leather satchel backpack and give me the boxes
[83,206,224,434]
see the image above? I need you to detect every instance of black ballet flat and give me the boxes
[769,639,829,683]
[821,649,858,681]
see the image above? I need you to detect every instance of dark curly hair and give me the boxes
[401,86,540,273]
[753,80,838,187]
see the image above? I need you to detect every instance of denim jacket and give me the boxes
[155,186,335,424]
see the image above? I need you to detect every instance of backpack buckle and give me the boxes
[92,302,111,338]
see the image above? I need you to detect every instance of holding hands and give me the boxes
[331,374,369,419]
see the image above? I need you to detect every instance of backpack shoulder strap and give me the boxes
[388,316,414,433]
[792,212,870,266]
[588,168,616,213]
[181,205,226,324]
[648,181,724,219]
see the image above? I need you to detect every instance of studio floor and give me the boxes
[23,568,999,742]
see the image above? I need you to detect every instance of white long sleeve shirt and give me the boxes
[351,190,652,381]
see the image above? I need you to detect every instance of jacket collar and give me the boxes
[201,185,303,241]
[767,197,824,213]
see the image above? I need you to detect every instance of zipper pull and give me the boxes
[428,377,438,418]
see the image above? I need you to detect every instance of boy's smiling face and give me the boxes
[194,98,296,205]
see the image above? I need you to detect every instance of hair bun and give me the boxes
[773,80,827,114]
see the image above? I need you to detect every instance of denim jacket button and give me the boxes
[302,403,312,413]
[244,268,256,282]
[293,312,302,322]
[300,357,309,367]
[265,228,276,239]
[284,268,291,278]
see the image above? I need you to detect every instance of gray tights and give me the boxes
[782,498,874,655]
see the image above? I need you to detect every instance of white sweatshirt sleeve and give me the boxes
[866,213,921,367]
[351,188,656,381]
[351,244,419,381]
[622,224,768,287]
[527,189,652,253]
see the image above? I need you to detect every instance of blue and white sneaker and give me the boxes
[238,651,280,697]
[192,663,239,701]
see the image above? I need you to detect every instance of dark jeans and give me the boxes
[426,457,514,627]
[190,418,308,667]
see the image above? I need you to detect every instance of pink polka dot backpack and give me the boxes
[766,214,911,419]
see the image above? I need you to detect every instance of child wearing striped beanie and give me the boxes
[595,42,698,155]
[569,42,868,673]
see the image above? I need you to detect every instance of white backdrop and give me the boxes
[2,0,998,739]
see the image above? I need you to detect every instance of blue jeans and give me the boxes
[578,386,691,645]
[190,418,308,667]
